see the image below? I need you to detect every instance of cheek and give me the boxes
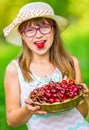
[48,32,54,45]
[22,36,33,47]
[21,33,32,43]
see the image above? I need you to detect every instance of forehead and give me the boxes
[29,18,49,26]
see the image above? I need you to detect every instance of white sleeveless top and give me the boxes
[13,60,89,130]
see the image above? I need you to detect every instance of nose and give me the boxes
[35,28,43,37]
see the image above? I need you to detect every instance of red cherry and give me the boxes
[59,92,65,98]
[45,92,52,98]
[49,97,55,103]
[62,80,67,85]
[46,89,51,93]
[60,87,66,94]
[54,85,62,90]
[55,98,61,102]
[51,88,57,93]
[69,91,75,98]
[32,98,37,102]
[77,84,83,90]
[43,97,48,102]
[33,89,38,94]
[37,43,44,49]
[62,95,67,101]
[69,79,74,85]
[72,87,78,92]
[52,93,57,98]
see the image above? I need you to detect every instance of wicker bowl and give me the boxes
[29,91,83,112]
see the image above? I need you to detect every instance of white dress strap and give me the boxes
[12,60,25,86]
[12,60,28,106]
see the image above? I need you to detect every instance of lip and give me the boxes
[34,40,46,45]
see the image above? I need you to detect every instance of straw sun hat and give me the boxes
[3,2,69,46]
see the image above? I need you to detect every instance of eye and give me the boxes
[26,28,35,32]
[42,25,50,29]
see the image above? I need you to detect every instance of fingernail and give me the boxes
[44,112,47,114]
[37,106,40,109]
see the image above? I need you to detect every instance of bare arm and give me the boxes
[4,62,45,128]
[72,56,89,117]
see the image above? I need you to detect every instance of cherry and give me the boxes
[52,93,57,98]
[46,89,51,93]
[43,97,48,102]
[49,97,55,103]
[62,95,67,101]
[32,98,37,102]
[62,80,67,85]
[60,88,66,94]
[55,98,61,102]
[45,92,52,98]
[72,87,78,93]
[69,91,75,98]
[77,84,83,90]
[59,92,65,98]
[33,89,38,94]
[37,43,44,49]
[51,88,57,93]
[54,85,62,90]
[69,79,74,85]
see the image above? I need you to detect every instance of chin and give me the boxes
[36,49,48,55]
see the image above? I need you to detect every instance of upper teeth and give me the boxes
[34,40,46,44]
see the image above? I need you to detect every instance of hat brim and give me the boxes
[5,15,69,46]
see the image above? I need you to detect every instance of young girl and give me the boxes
[3,2,89,130]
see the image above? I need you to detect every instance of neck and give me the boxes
[32,53,50,64]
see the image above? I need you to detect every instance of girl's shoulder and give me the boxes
[71,55,80,66]
[5,60,18,75]
[71,55,79,61]
[67,53,80,66]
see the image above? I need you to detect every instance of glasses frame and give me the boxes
[21,24,54,38]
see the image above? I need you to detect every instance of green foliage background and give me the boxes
[0,0,89,130]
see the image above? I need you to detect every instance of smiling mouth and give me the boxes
[34,40,46,45]
[34,40,46,49]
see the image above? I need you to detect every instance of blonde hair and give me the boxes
[18,17,75,81]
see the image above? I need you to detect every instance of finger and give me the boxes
[34,110,47,115]
[25,99,41,111]
[83,93,88,97]
[83,87,89,93]
[25,99,32,105]
[27,104,40,111]
[31,106,40,111]
[79,99,84,105]
[82,83,89,92]
[83,90,89,97]
[82,83,89,97]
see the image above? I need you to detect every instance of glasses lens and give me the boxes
[40,24,52,34]
[25,27,36,37]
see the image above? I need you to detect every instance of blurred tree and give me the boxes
[68,0,89,19]
[68,0,89,31]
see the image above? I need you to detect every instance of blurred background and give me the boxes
[0,0,89,130]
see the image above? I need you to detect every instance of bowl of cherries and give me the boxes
[29,79,83,112]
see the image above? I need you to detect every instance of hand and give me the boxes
[82,83,89,97]
[78,83,89,105]
[25,99,47,115]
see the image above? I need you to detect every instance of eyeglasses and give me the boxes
[21,24,53,37]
